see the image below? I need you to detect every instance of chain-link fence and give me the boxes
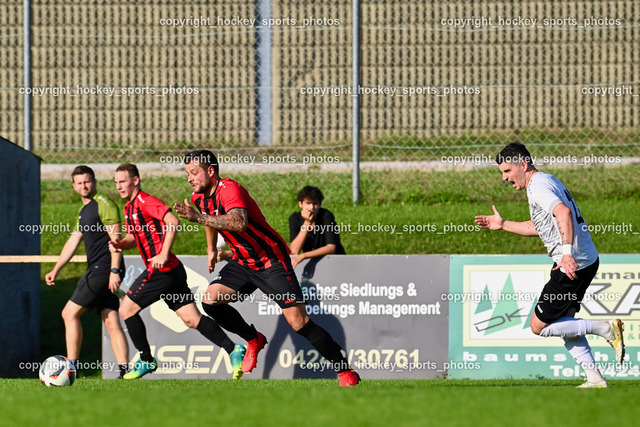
[2,1,640,205]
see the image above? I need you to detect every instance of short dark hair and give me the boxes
[496,142,534,166]
[116,163,140,178]
[184,149,219,176]
[297,186,324,203]
[71,165,95,181]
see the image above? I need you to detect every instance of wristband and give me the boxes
[561,244,573,255]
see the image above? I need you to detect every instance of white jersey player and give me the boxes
[475,142,625,388]
[527,171,598,269]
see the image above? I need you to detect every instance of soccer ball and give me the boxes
[39,355,76,387]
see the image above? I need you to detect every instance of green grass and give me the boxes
[41,165,640,256]
[2,379,639,426]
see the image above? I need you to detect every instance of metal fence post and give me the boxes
[256,0,273,146]
[23,0,32,151]
[352,0,361,204]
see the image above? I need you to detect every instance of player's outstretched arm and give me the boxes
[173,199,198,222]
[210,208,248,232]
[475,205,538,236]
[45,232,83,286]
[503,219,538,236]
[108,234,136,252]
[475,205,505,230]
[174,199,248,233]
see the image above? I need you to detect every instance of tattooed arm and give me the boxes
[199,208,248,232]
[552,203,578,280]
[174,199,248,232]
[553,203,574,246]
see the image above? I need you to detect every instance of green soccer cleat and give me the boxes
[230,344,246,380]
[123,358,158,380]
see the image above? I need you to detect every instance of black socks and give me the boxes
[119,364,129,377]
[196,315,236,354]
[124,314,154,362]
[202,303,257,342]
[296,320,350,372]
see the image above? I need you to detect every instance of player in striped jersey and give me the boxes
[110,163,246,380]
[174,150,360,387]
[475,142,625,388]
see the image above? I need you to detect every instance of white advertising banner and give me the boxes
[103,255,450,379]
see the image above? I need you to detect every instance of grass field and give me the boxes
[41,165,640,256]
[2,378,639,426]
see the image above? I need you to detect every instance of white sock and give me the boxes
[591,320,614,340]
[540,316,612,340]
[564,336,604,383]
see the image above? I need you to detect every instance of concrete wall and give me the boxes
[0,137,41,377]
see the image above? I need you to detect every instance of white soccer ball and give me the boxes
[39,355,77,387]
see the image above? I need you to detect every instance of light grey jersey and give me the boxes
[526,172,598,269]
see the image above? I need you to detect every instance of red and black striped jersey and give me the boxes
[124,190,179,272]
[191,178,290,271]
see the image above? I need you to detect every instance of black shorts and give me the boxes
[70,269,120,313]
[126,262,194,311]
[535,258,599,324]
[211,259,304,309]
